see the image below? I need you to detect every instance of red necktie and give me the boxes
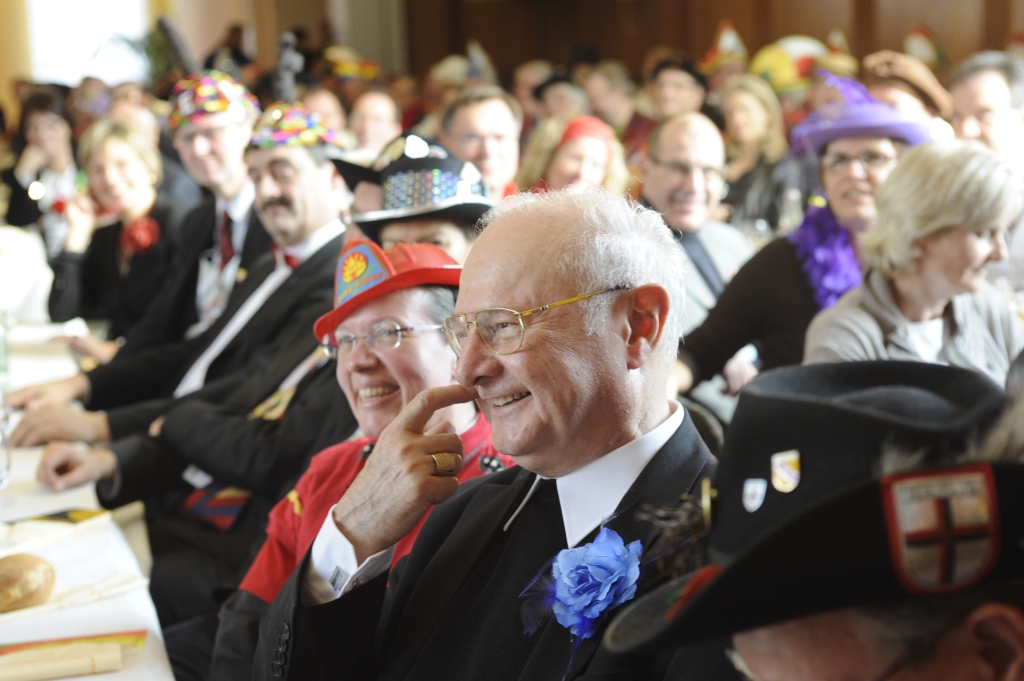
[218,212,235,269]
[271,244,301,269]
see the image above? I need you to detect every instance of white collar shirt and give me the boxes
[505,400,684,547]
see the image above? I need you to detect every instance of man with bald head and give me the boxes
[640,113,753,416]
[252,188,717,680]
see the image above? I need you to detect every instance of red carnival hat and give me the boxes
[313,240,462,343]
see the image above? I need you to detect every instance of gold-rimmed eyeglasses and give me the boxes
[442,286,631,358]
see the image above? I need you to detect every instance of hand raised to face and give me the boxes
[330,383,478,563]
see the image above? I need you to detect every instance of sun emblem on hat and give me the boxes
[341,252,369,282]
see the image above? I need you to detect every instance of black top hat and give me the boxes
[334,134,495,244]
[604,361,1007,654]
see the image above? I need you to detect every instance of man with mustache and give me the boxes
[11,103,349,450]
[639,113,754,420]
[32,101,355,630]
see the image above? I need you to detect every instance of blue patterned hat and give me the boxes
[346,134,495,243]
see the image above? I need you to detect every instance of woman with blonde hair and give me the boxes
[721,74,799,229]
[49,119,188,358]
[515,114,630,194]
[805,140,1024,385]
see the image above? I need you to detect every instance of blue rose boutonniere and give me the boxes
[521,527,643,645]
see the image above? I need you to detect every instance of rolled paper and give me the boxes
[0,642,122,681]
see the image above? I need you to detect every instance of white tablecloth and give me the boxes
[0,326,173,679]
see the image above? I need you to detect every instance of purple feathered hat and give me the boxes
[791,72,932,158]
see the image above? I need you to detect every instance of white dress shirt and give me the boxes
[191,183,257,337]
[303,400,684,605]
[173,219,346,398]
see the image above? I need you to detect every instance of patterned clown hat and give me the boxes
[248,102,347,150]
[904,26,951,74]
[313,240,462,343]
[816,28,859,78]
[699,19,748,75]
[1007,33,1024,59]
[323,45,381,82]
[349,134,495,243]
[169,70,259,132]
[749,36,827,94]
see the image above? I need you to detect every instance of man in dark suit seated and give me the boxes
[7,70,273,392]
[12,100,351,447]
[252,187,717,680]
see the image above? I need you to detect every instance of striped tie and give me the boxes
[184,482,252,531]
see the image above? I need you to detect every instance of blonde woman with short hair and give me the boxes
[49,119,189,356]
[805,140,1024,385]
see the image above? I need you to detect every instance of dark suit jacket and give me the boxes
[48,192,189,339]
[254,413,718,681]
[88,233,343,439]
[116,197,272,357]
[1,167,43,228]
[97,325,357,584]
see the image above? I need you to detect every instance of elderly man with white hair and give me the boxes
[251,188,720,681]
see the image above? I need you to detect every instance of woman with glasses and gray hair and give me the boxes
[804,140,1024,386]
[677,80,930,396]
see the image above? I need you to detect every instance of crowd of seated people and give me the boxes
[2,20,1024,681]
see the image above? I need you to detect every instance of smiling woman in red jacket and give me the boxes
[203,239,513,680]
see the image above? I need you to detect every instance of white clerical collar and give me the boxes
[278,218,346,267]
[504,400,684,548]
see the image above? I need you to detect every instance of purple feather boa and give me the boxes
[787,204,863,309]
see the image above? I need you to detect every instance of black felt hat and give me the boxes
[343,134,494,243]
[604,361,1008,654]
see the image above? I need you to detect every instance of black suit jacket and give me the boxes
[88,233,343,439]
[254,413,718,681]
[97,322,357,584]
[116,197,272,357]
[48,192,189,339]
[1,167,43,228]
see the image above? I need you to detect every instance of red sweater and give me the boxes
[239,416,511,603]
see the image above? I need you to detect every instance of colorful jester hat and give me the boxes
[248,102,348,150]
[169,70,260,132]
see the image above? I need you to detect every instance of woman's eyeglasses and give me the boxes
[321,320,443,359]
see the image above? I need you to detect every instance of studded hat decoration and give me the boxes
[169,70,259,132]
[349,134,495,242]
[248,102,348,150]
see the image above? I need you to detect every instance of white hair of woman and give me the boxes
[862,140,1024,276]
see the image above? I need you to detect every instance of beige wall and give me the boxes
[168,0,251,68]
[0,0,32,127]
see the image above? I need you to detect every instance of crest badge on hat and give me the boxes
[742,479,768,512]
[334,242,394,310]
[882,464,999,595]
[770,450,800,493]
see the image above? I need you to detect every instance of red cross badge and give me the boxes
[882,464,999,595]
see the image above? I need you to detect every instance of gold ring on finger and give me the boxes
[431,452,459,477]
